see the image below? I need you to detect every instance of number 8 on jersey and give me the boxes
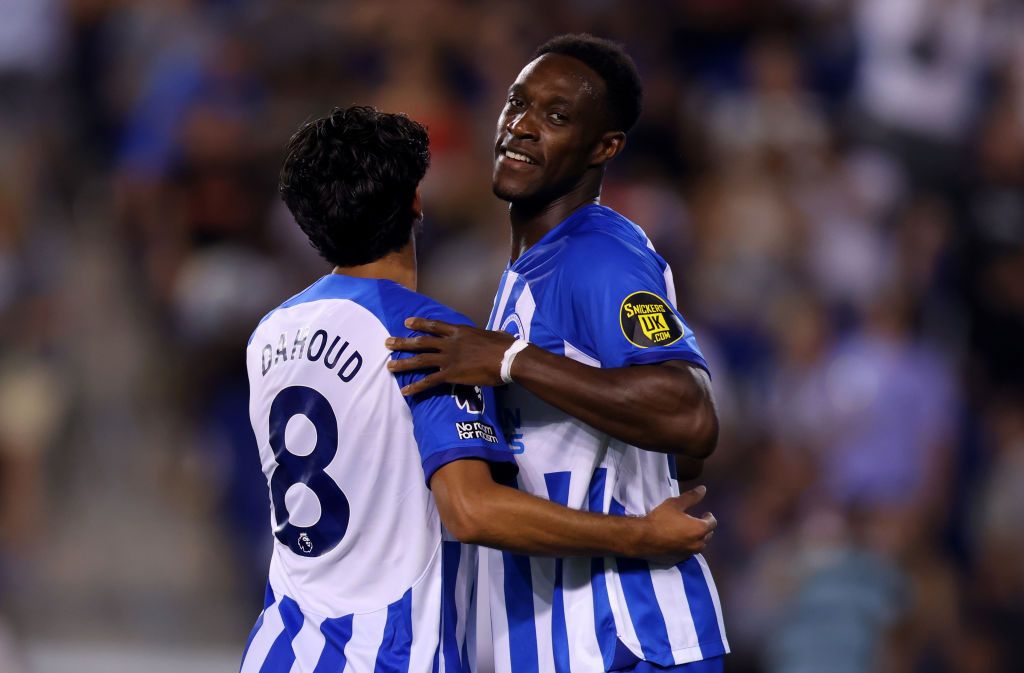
[268,385,350,557]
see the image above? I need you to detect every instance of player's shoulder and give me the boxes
[558,205,663,278]
[248,275,340,345]
[372,280,474,336]
[248,275,471,344]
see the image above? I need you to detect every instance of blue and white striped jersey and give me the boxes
[242,274,516,673]
[485,204,729,672]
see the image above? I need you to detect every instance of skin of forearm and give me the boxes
[384,319,718,457]
[511,347,719,457]
[431,461,646,557]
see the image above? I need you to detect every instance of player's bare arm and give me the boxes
[430,459,715,565]
[386,318,719,458]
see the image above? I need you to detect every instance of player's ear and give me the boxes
[411,188,424,222]
[588,131,626,167]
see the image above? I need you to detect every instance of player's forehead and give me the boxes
[509,53,605,108]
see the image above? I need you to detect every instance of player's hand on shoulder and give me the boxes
[635,485,717,565]
[385,317,517,396]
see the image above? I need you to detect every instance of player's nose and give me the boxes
[506,110,539,140]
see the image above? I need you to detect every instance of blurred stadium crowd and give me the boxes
[1,0,1023,672]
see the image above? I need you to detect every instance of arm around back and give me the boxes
[429,459,716,564]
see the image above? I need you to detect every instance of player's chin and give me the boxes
[492,178,535,203]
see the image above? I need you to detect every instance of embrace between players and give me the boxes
[241,35,729,673]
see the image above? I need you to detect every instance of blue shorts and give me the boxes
[622,656,725,673]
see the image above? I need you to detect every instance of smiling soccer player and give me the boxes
[388,35,729,673]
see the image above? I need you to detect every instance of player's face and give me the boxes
[492,54,609,204]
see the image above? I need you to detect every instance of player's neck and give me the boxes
[508,176,602,263]
[332,243,417,291]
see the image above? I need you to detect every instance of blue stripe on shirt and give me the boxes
[441,541,463,672]
[313,614,354,673]
[241,613,265,667]
[374,589,413,673]
[486,272,512,329]
[241,586,277,665]
[545,472,572,673]
[610,498,673,665]
[495,277,528,337]
[460,566,475,673]
[502,545,539,673]
[678,558,727,659]
[587,468,620,671]
[259,596,303,673]
[263,584,276,609]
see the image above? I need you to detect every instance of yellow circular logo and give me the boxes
[619,291,685,348]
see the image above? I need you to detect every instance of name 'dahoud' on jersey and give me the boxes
[485,205,729,672]
[241,274,516,673]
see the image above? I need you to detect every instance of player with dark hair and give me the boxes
[535,34,643,132]
[241,105,717,672]
[279,107,431,268]
[388,35,729,673]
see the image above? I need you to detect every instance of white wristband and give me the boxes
[500,338,529,384]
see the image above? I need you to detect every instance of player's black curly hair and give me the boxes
[534,33,643,133]
[279,106,430,267]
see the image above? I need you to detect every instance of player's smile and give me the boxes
[496,145,540,167]
[492,54,606,204]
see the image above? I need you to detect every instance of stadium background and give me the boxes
[1,0,1023,671]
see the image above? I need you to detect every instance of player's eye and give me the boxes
[508,96,525,108]
[549,112,569,124]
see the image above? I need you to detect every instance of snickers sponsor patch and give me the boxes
[620,291,685,348]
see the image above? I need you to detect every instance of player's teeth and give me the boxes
[505,150,534,164]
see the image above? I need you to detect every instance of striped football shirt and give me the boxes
[484,204,729,672]
[241,274,516,673]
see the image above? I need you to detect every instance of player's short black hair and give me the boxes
[533,33,643,133]
[279,106,430,267]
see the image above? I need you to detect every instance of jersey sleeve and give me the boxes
[563,234,710,372]
[388,301,518,486]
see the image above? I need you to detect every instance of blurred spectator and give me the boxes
[969,396,1024,666]
[763,520,908,673]
[817,291,956,520]
[853,0,988,187]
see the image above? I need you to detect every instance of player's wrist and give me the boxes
[500,339,529,384]
[617,514,650,558]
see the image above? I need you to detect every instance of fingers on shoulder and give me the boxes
[406,315,461,336]
[401,371,447,397]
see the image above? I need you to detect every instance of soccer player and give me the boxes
[240,106,717,673]
[387,36,729,672]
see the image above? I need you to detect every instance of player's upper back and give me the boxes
[247,274,474,617]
